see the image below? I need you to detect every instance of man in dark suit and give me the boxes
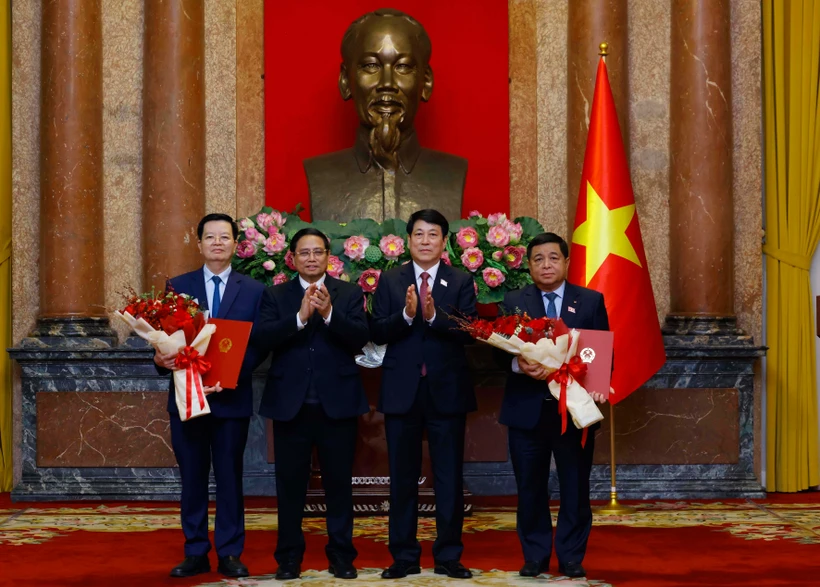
[153,213,265,579]
[498,232,609,579]
[371,209,477,580]
[251,228,370,581]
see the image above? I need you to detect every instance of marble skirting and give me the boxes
[9,330,764,501]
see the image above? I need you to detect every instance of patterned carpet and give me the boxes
[1,496,819,586]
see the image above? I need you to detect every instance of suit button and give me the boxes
[309,347,314,352]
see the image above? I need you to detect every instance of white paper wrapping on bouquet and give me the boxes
[114,311,216,421]
[355,341,387,368]
[171,324,216,420]
[481,329,604,429]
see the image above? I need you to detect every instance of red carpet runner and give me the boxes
[1,494,818,586]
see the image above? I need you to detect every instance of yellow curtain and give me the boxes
[763,0,820,492]
[0,0,11,492]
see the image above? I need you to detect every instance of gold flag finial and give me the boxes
[599,42,609,56]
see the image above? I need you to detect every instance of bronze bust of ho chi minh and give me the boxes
[304,8,466,222]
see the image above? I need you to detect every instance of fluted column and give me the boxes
[667,0,734,332]
[36,0,114,343]
[142,0,206,293]
[566,0,629,238]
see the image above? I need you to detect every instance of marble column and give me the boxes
[666,0,734,333]
[142,0,206,293]
[566,0,629,238]
[35,0,114,344]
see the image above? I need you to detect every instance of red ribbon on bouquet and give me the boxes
[547,355,590,446]
[174,346,212,419]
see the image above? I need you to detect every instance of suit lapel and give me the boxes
[431,263,449,302]
[561,282,581,327]
[524,284,547,319]
[218,272,242,318]
[401,262,417,294]
[190,269,209,314]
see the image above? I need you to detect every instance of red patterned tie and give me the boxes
[420,272,429,376]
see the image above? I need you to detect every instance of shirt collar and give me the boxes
[203,265,232,283]
[540,280,566,300]
[412,261,440,284]
[353,125,422,174]
[299,273,326,291]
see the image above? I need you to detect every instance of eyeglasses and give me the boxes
[295,249,328,260]
[202,235,235,244]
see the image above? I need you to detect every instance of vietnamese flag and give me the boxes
[568,58,666,403]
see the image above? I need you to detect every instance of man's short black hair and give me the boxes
[406,209,449,236]
[197,213,238,240]
[527,232,569,259]
[289,227,331,253]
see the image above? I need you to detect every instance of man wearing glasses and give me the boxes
[251,227,370,581]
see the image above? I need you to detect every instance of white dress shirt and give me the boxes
[403,261,439,325]
[296,274,332,329]
[203,265,231,317]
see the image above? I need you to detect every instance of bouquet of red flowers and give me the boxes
[115,288,216,421]
[457,312,603,440]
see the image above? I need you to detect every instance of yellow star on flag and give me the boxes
[572,181,641,285]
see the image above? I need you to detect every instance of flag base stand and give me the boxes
[594,402,635,515]
[596,492,635,515]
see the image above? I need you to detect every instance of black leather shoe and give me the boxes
[519,560,549,577]
[275,561,301,581]
[559,561,586,578]
[169,555,210,578]
[328,559,358,579]
[218,556,249,578]
[434,560,473,579]
[381,560,421,579]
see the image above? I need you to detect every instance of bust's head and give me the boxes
[339,9,433,164]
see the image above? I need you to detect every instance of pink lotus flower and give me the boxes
[244,227,261,241]
[263,232,287,254]
[270,211,286,229]
[456,226,479,249]
[255,213,275,232]
[284,250,296,270]
[327,255,344,278]
[487,212,508,227]
[468,210,483,218]
[379,235,405,259]
[473,279,479,295]
[441,251,452,266]
[262,260,276,271]
[461,247,484,272]
[273,272,288,285]
[482,267,505,288]
[358,268,382,293]
[238,218,255,230]
[236,240,257,258]
[343,235,370,261]
[503,219,524,244]
[486,225,511,247]
[503,245,526,268]
[492,250,503,261]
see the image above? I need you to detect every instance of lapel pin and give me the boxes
[568,306,576,314]
[440,279,448,287]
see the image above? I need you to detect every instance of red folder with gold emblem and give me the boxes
[575,329,614,400]
[202,318,253,390]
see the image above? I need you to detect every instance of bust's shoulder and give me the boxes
[417,147,468,172]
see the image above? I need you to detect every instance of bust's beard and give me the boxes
[368,112,403,170]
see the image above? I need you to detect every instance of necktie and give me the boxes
[420,272,430,376]
[545,292,558,319]
[211,275,222,318]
